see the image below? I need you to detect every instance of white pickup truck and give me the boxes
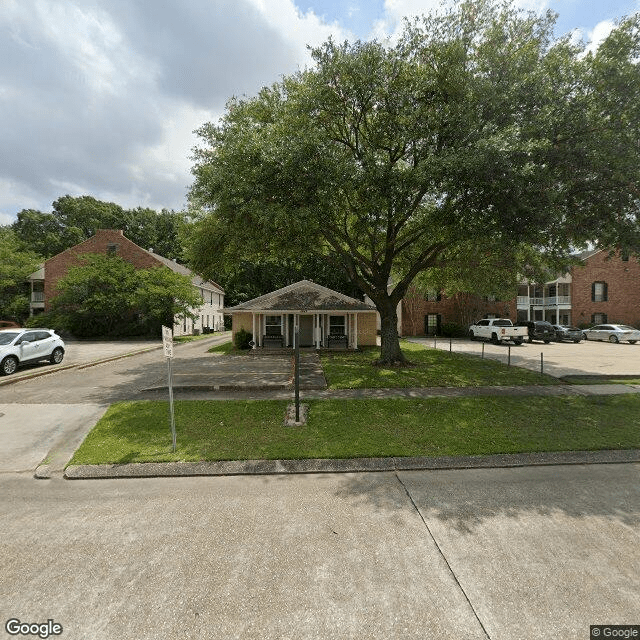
[468,318,528,345]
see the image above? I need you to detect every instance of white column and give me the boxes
[284,313,289,347]
[252,313,256,349]
[354,313,358,350]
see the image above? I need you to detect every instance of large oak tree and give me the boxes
[188,0,640,364]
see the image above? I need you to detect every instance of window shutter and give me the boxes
[603,282,608,302]
[591,282,596,302]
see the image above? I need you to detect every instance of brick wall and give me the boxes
[231,313,254,340]
[402,291,516,336]
[356,311,378,346]
[44,229,161,310]
[571,251,640,327]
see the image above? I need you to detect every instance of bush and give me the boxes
[440,322,466,338]
[234,328,253,350]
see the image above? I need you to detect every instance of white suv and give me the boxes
[0,329,65,376]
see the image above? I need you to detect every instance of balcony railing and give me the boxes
[517,296,571,307]
[31,291,45,303]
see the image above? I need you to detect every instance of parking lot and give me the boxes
[408,337,640,378]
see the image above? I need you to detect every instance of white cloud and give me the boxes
[584,19,616,54]
[0,0,350,223]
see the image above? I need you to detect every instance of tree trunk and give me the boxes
[375,299,408,366]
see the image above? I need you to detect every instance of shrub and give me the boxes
[440,322,466,338]
[234,328,253,350]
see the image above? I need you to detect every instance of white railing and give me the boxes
[31,292,45,303]
[517,296,571,307]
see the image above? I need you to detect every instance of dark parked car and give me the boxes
[552,325,583,343]
[517,321,555,343]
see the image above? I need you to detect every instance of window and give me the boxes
[329,315,346,336]
[106,243,119,256]
[424,314,441,336]
[426,290,441,302]
[591,314,608,324]
[592,282,608,302]
[265,315,282,336]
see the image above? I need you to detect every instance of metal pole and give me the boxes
[449,337,452,352]
[508,345,511,366]
[482,342,485,359]
[167,357,176,452]
[295,328,300,422]
[541,352,544,376]
[434,335,437,349]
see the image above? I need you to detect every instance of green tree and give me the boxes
[12,196,187,260]
[50,254,202,337]
[189,1,640,365]
[0,228,43,322]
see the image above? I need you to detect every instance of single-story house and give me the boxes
[27,229,224,337]
[226,280,378,349]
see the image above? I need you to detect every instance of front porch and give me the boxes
[252,312,361,349]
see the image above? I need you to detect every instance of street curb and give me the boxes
[63,449,640,479]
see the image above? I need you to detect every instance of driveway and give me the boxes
[408,337,640,378]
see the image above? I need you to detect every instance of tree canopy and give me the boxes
[0,228,42,322]
[11,195,188,260]
[189,0,640,364]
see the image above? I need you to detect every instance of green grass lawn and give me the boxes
[321,341,560,389]
[208,341,242,355]
[68,395,640,465]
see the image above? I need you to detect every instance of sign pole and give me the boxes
[295,328,300,422]
[162,326,177,452]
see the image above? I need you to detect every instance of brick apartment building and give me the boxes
[28,229,224,336]
[401,249,640,336]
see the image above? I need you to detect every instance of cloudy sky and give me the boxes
[1,0,638,226]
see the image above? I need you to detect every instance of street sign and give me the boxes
[162,325,174,359]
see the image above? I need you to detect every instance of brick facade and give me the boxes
[40,229,224,336]
[44,230,159,308]
[571,250,640,327]
[402,289,516,336]
[402,249,640,336]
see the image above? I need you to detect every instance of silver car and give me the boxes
[0,328,65,375]
[582,324,640,344]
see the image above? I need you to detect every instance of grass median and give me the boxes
[320,340,559,388]
[68,395,640,465]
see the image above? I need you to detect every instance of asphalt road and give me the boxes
[2,465,638,640]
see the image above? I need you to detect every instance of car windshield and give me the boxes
[0,332,20,345]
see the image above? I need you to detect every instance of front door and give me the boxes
[299,315,314,347]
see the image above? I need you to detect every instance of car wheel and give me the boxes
[544,340,551,344]
[514,338,523,345]
[628,341,637,345]
[50,347,64,364]
[573,340,581,343]
[468,331,475,341]
[1,356,18,376]
[583,334,588,340]
[491,333,499,345]
[609,335,619,344]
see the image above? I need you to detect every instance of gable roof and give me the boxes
[225,280,375,312]
[147,251,224,293]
